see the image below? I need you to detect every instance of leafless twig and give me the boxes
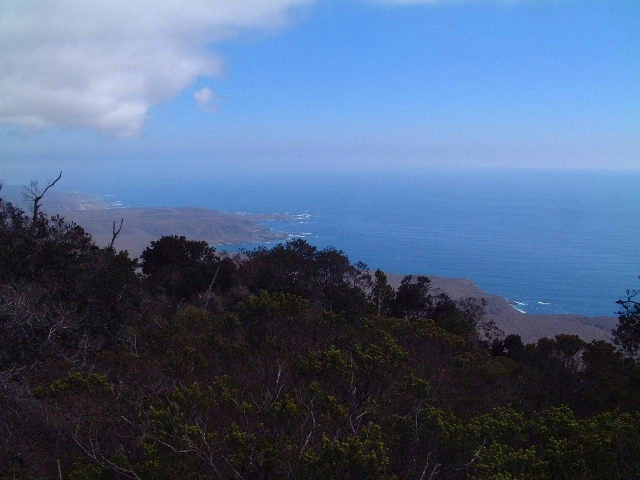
[24,171,62,226]
[108,218,124,250]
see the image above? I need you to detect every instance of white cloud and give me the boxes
[194,87,219,113]
[0,0,310,136]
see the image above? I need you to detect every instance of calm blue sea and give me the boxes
[90,168,640,317]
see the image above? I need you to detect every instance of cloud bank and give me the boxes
[0,0,310,136]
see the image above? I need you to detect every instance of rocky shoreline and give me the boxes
[386,273,616,344]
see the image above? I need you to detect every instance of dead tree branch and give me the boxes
[24,171,62,226]
[108,218,124,250]
[72,427,142,480]
[203,265,221,310]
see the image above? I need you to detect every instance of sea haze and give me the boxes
[84,168,640,317]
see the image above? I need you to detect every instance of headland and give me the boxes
[1,185,617,343]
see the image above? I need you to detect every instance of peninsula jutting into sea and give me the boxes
[2,184,616,344]
[0,185,288,253]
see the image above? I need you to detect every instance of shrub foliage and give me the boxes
[1,194,639,479]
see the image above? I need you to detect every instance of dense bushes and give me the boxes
[0,198,140,367]
[1,195,639,479]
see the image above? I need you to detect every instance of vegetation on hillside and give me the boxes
[1,191,639,479]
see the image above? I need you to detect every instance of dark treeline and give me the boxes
[1,193,639,479]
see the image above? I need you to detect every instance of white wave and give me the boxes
[286,232,316,239]
[509,299,527,314]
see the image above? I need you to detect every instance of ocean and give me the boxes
[92,168,639,317]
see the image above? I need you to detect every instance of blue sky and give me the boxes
[1,0,638,186]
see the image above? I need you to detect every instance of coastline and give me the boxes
[386,273,616,344]
[1,186,287,256]
[58,206,288,256]
[1,186,618,343]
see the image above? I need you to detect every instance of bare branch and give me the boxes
[108,218,124,250]
[203,264,221,310]
[72,427,142,480]
[24,171,62,226]
[419,452,438,480]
